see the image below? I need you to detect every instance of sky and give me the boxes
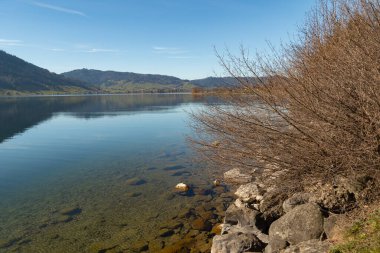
[0,0,315,79]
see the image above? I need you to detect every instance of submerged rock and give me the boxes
[191,218,212,231]
[126,192,142,198]
[59,207,82,216]
[159,228,175,237]
[175,183,189,192]
[163,165,185,171]
[126,177,147,186]
[213,179,221,187]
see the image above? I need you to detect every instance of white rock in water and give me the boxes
[213,179,221,186]
[175,183,189,192]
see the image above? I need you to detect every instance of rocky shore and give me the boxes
[211,168,373,253]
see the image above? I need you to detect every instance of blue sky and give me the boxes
[0,0,315,79]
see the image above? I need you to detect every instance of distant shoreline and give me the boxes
[0,91,196,98]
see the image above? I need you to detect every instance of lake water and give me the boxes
[0,94,232,253]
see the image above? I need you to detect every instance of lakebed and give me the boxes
[0,94,230,252]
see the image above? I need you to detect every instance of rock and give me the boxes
[211,224,223,235]
[126,192,142,198]
[59,207,82,216]
[268,203,324,252]
[308,175,372,213]
[259,189,287,219]
[159,228,174,237]
[148,239,164,251]
[224,168,253,185]
[235,182,262,203]
[212,140,221,147]
[280,239,330,253]
[213,179,221,186]
[198,210,216,220]
[171,170,192,177]
[175,183,189,192]
[252,204,260,210]
[126,177,147,186]
[185,229,200,238]
[163,165,185,171]
[161,221,183,230]
[193,187,213,196]
[191,218,212,231]
[324,215,338,239]
[234,199,245,209]
[131,241,149,252]
[55,215,73,223]
[222,225,269,244]
[282,193,311,213]
[165,193,176,200]
[213,186,226,195]
[224,202,259,227]
[193,194,213,202]
[211,232,264,253]
[177,208,192,219]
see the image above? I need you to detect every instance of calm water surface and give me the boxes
[0,94,229,253]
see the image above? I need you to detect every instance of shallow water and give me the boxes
[0,94,232,253]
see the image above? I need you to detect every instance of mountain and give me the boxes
[62,69,187,86]
[62,69,242,91]
[62,69,196,93]
[191,77,239,87]
[0,50,92,95]
[0,50,243,95]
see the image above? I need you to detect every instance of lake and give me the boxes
[0,94,233,253]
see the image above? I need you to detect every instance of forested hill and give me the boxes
[62,69,187,86]
[0,50,241,95]
[0,50,90,95]
[62,69,242,89]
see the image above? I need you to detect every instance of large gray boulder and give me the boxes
[222,225,269,244]
[280,239,330,253]
[267,203,324,252]
[224,202,259,227]
[282,193,311,213]
[324,214,339,239]
[211,232,264,253]
[224,168,253,184]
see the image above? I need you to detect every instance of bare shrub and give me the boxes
[191,0,380,200]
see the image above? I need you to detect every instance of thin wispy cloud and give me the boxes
[168,56,198,59]
[82,48,119,53]
[0,39,23,46]
[153,46,188,55]
[32,2,86,17]
[49,48,65,52]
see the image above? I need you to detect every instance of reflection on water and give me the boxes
[0,94,231,253]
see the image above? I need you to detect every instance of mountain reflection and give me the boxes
[0,94,208,143]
